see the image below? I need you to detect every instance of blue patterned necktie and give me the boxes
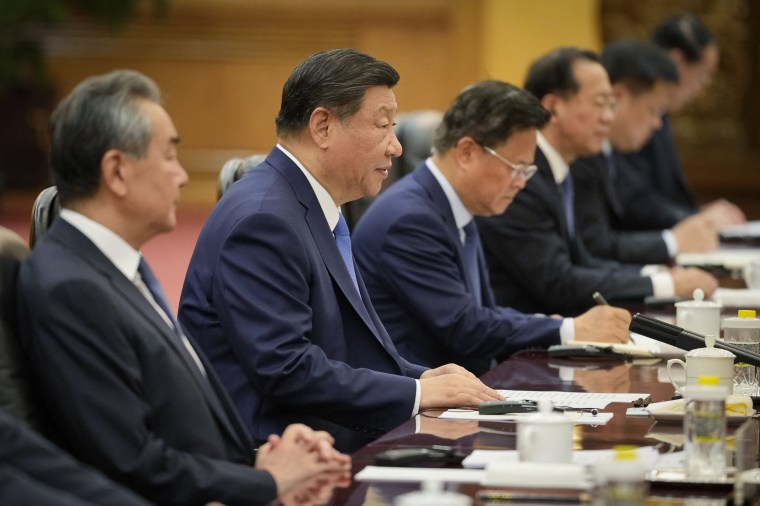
[560,174,575,239]
[333,214,359,293]
[462,220,482,306]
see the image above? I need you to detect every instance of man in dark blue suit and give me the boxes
[352,81,631,375]
[572,40,718,266]
[18,70,349,505]
[179,49,501,453]
[476,48,717,315]
[614,14,744,230]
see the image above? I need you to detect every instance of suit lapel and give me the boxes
[49,222,252,456]
[416,165,494,309]
[267,149,386,342]
[535,149,574,242]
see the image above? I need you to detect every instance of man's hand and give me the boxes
[670,266,718,298]
[419,363,502,410]
[700,199,746,228]
[672,213,718,253]
[573,305,631,344]
[256,424,351,497]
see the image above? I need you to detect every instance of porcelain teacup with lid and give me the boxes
[675,288,722,339]
[516,400,574,464]
[666,334,735,396]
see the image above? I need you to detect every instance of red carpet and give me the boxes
[0,194,212,312]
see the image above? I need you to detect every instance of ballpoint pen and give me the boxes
[592,291,637,345]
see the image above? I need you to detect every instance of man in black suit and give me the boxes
[572,40,718,265]
[614,14,744,230]
[17,70,349,506]
[477,48,717,315]
[0,410,152,506]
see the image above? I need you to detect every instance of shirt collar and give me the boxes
[425,157,473,240]
[59,208,141,280]
[276,143,341,231]
[536,131,569,185]
[601,138,613,157]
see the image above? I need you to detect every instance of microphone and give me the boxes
[630,313,760,367]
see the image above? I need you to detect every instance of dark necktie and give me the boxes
[333,213,359,293]
[138,258,181,334]
[560,174,575,239]
[462,220,482,306]
[136,258,207,375]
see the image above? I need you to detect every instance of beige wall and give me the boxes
[42,0,599,201]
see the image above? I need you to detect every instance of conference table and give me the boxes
[326,342,759,505]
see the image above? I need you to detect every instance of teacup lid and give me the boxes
[685,334,735,358]
[674,288,722,308]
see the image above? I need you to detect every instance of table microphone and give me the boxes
[630,313,760,367]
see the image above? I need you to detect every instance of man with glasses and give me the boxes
[572,40,718,265]
[477,48,717,317]
[352,81,630,374]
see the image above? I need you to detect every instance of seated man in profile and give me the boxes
[352,80,631,374]
[572,40,719,265]
[179,48,501,455]
[476,48,717,316]
[18,69,349,506]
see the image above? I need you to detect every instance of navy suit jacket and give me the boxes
[477,147,654,315]
[0,411,150,506]
[18,220,275,506]
[615,115,698,229]
[572,153,670,264]
[352,163,562,375]
[179,147,425,453]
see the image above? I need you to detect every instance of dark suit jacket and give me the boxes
[18,220,275,506]
[572,153,670,264]
[0,411,150,506]
[179,147,426,454]
[615,115,698,229]
[352,163,562,375]
[476,147,654,315]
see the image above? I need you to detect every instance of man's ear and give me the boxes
[541,94,560,117]
[100,149,129,197]
[611,82,628,102]
[453,136,480,169]
[309,107,332,149]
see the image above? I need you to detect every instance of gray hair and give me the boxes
[49,70,161,205]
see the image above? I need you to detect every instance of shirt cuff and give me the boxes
[560,317,575,343]
[649,271,675,298]
[661,229,678,257]
[412,379,421,418]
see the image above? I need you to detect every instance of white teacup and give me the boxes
[516,400,574,464]
[675,289,722,338]
[666,335,735,396]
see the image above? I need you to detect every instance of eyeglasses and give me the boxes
[481,146,538,182]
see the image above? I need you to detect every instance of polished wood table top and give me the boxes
[327,351,759,505]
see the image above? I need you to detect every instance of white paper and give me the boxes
[463,446,661,469]
[676,248,760,270]
[495,390,647,408]
[720,220,760,239]
[712,288,760,308]
[438,409,613,425]
[355,466,484,483]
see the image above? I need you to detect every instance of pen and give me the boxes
[592,291,637,345]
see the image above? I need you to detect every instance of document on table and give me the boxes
[712,288,760,307]
[438,409,612,425]
[437,390,646,424]
[495,390,647,408]
[676,247,760,270]
[462,447,660,469]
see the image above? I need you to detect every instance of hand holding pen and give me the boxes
[593,291,636,345]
